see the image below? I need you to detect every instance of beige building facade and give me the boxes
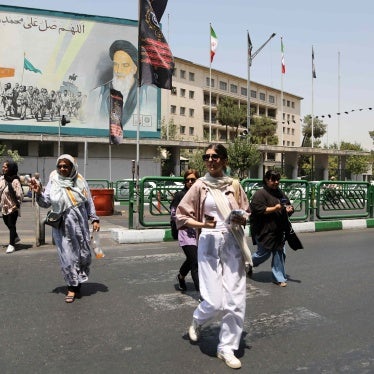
[161,57,303,150]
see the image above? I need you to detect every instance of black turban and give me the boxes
[109,40,138,66]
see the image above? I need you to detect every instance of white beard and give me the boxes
[112,74,135,104]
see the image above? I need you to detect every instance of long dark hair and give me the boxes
[3,159,20,208]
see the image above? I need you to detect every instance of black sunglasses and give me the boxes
[57,164,70,170]
[185,178,196,183]
[202,153,220,161]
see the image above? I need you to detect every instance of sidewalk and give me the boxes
[1,199,373,249]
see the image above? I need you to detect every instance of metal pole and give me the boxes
[246,32,276,133]
[58,120,61,155]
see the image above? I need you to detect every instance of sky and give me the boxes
[1,0,373,151]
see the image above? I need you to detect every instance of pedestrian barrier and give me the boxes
[86,177,374,229]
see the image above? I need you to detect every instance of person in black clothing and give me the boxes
[249,170,294,286]
[170,169,200,292]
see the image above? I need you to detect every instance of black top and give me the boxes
[250,186,290,250]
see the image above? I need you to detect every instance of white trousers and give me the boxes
[193,230,246,353]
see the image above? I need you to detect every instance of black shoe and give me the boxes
[176,274,187,291]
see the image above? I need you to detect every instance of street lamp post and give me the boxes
[247,32,276,133]
[58,114,69,155]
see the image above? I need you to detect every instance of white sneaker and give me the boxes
[15,236,21,244]
[6,245,15,254]
[217,350,242,369]
[188,319,201,342]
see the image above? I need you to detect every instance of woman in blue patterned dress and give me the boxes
[30,154,100,303]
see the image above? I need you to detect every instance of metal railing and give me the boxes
[87,178,374,228]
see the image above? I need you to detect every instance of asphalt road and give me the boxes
[0,229,373,373]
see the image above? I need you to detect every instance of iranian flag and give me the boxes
[281,37,286,74]
[210,25,218,63]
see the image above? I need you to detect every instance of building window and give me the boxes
[63,143,78,157]
[172,68,177,76]
[171,86,177,95]
[180,126,186,134]
[250,90,257,98]
[269,95,275,104]
[180,88,186,97]
[12,141,28,156]
[219,81,227,91]
[189,108,194,117]
[189,90,195,99]
[206,77,215,87]
[38,142,54,157]
[180,70,186,79]
[180,107,186,116]
[230,84,237,94]
[291,101,295,109]
[189,72,195,81]
[259,92,266,101]
[241,87,247,96]
[287,100,290,107]
[189,127,194,135]
[170,105,176,114]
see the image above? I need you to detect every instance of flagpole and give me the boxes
[135,0,141,229]
[280,37,284,147]
[21,52,25,86]
[311,46,314,149]
[247,31,251,133]
[337,51,341,150]
[209,23,212,143]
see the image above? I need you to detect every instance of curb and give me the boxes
[109,218,374,244]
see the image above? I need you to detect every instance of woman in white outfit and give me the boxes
[176,144,251,369]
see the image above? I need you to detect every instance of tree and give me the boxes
[187,149,206,176]
[0,145,23,164]
[227,137,261,179]
[160,118,177,140]
[340,141,369,177]
[370,130,374,145]
[249,116,278,145]
[301,114,327,147]
[216,97,247,140]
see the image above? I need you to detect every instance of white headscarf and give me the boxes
[49,154,88,214]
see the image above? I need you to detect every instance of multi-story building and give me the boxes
[162,57,303,156]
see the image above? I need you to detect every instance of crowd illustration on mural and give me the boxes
[0,78,87,124]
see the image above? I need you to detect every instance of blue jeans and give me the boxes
[252,238,287,283]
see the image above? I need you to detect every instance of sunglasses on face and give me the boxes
[185,178,196,183]
[269,177,280,182]
[57,164,70,170]
[202,153,220,161]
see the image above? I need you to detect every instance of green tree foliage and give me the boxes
[187,149,206,177]
[369,130,374,145]
[227,137,261,179]
[161,118,177,140]
[249,116,278,145]
[298,115,327,178]
[340,141,369,176]
[301,114,327,147]
[0,145,23,164]
[216,97,247,139]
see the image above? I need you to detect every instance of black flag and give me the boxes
[139,0,174,89]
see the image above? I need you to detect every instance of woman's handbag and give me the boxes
[285,219,303,251]
[45,211,63,229]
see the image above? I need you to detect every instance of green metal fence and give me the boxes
[87,177,374,228]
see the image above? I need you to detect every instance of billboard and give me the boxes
[0,5,160,140]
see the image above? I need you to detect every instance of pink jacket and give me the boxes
[176,179,250,233]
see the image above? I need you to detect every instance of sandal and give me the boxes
[65,292,75,303]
